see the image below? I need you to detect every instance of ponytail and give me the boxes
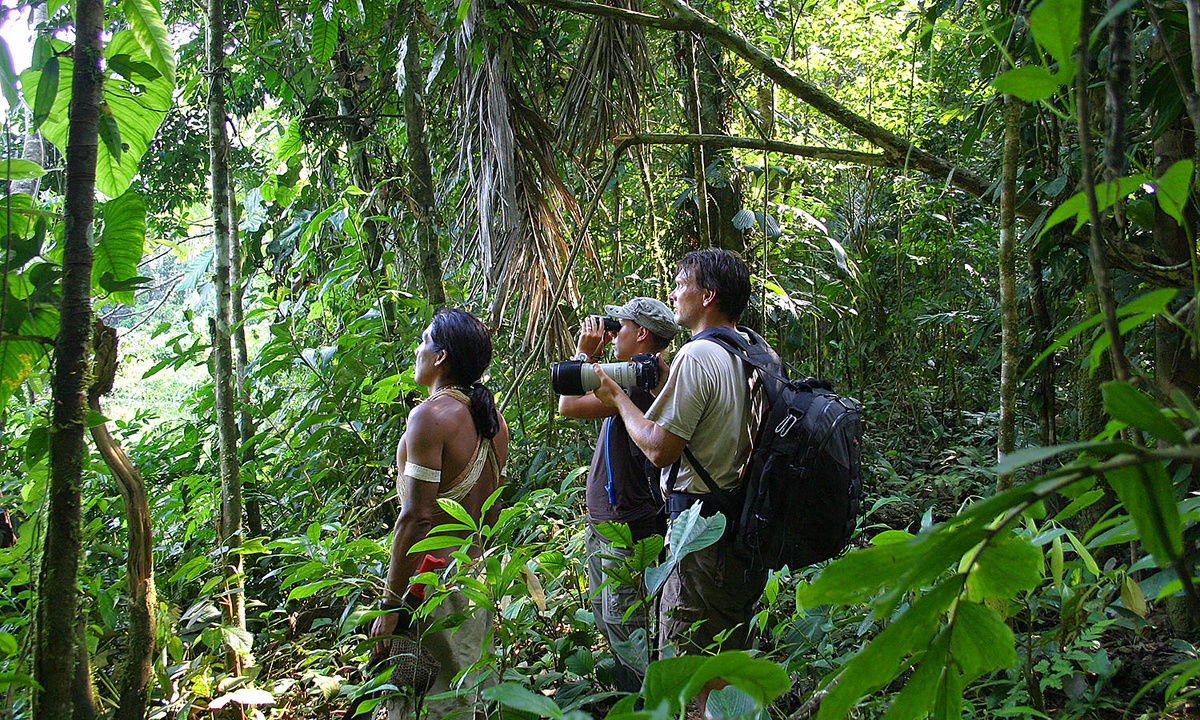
[467,381,500,440]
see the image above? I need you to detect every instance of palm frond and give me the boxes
[556,0,651,163]
[451,2,592,356]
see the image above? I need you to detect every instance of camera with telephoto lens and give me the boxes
[589,315,621,333]
[551,353,659,396]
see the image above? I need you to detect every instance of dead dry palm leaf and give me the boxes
[451,1,593,355]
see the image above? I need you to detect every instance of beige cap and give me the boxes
[605,297,680,341]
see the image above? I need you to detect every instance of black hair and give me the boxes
[429,308,501,439]
[645,331,672,353]
[676,248,751,322]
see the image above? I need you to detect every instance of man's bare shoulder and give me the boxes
[407,395,470,437]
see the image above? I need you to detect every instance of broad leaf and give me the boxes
[310,3,338,63]
[644,655,708,716]
[32,56,58,130]
[1106,462,1183,568]
[879,633,950,720]
[1042,173,1147,237]
[797,540,924,608]
[276,120,303,163]
[678,652,790,710]
[0,36,19,110]
[483,682,563,718]
[1030,0,1081,68]
[965,533,1042,599]
[22,30,172,199]
[1152,159,1194,226]
[817,582,958,720]
[992,65,1063,102]
[122,0,177,85]
[98,106,123,163]
[951,601,1016,681]
[0,160,47,181]
[1102,381,1186,445]
[94,190,147,305]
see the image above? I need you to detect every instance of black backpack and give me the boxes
[679,326,864,570]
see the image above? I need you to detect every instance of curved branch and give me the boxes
[87,321,155,720]
[619,133,891,166]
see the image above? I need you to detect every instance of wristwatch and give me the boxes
[574,352,594,362]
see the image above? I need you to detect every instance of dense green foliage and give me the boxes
[1,0,1199,717]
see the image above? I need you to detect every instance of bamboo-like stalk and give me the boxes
[207,0,245,651]
[998,90,1020,491]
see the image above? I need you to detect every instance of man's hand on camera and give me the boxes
[591,364,623,407]
[652,353,669,395]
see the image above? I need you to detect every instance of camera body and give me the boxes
[551,353,658,396]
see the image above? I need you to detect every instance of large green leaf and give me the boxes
[0,160,47,181]
[964,532,1043,599]
[1030,0,1081,68]
[677,652,789,710]
[310,2,338,63]
[0,307,57,408]
[0,193,34,241]
[797,540,924,608]
[992,65,1063,102]
[1102,381,1187,445]
[122,0,177,85]
[93,190,146,305]
[1152,159,1194,226]
[879,633,949,720]
[1106,462,1183,568]
[950,601,1016,681]
[483,682,564,718]
[21,30,171,199]
[644,505,725,596]
[1041,173,1147,237]
[643,655,708,716]
[817,581,958,720]
[32,56,58,130]
[0,36,19,110]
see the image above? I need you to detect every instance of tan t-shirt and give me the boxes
[646,333,752,495]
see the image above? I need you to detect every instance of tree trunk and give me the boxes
[207,0,245,648]
[1075,4,1133,385]
[997,91,1021,490]
[677,4,742,252]
[1028,253,1056,449]
[33,0,104,712]
[403,11,446,306]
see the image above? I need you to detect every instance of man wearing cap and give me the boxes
[558,297,679,694]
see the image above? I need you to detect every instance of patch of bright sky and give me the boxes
[0,4,33,118]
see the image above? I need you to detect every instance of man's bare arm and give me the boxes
[558,392,618,420]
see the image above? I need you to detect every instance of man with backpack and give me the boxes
[557,298,679,694]
[593,249,768,698]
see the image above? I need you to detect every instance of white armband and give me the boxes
[404,461,441,483]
